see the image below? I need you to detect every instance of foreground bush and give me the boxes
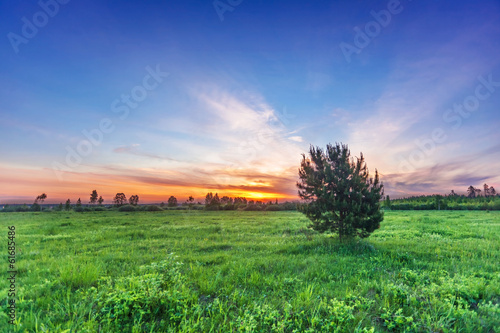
[86,256,194,331]
[77,255,499,333]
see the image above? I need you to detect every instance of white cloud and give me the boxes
[288,136,303,142]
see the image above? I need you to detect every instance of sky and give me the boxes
[1,0,499,204]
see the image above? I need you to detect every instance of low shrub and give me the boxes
[223,204,236,210]
[88,255,194,331]
[30,203,41,212]
[145,205,163,211]
[1,205,15,213]
[281,202,298,211]
[265,205,283,211]
[244,204,264,211]
[16,204,30,212]
[118,205,136,212]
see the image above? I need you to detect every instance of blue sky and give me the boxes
[1,0,499,203]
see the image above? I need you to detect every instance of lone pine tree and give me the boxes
[297,143,384,241]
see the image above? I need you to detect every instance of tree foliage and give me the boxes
[167,196,178,207]
[129,195,139,206]
[35,193,47,204]
[90,190,98,205]
[297,143,384,240]
[483,184,496,197]
[31,202,41,212]
[204,192,221,210]
[113,193,127,206]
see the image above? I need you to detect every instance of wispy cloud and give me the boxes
[288,136,303,143]
[113,144,177,161]
[183,85,306,171]
[382,144,500,196]
[8,86,307,202]
[343,19,500,179]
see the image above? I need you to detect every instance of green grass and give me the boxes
[0,210,499,332]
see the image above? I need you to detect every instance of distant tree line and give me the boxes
[466,184,497,198]
[1,190,298,212]
[385,184,500,211]
[203,192,293,211]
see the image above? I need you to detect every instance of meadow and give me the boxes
[0,210,499,332]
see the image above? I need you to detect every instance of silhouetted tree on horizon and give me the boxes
[205,192,213,205]
[129,195,139,206]
[484,184,491,197]
[385,195,391,209]
[467,186,476,198]
[35,193,47,204]
[186,196,195,209]
[233,197,247,205]
[167,196,178,207]
[113,193,127,206]
[212,193,221,206]
[90,190,98,205]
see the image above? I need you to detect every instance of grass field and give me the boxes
[1,210,499,332]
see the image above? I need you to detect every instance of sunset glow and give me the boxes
[1,1,500,204]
